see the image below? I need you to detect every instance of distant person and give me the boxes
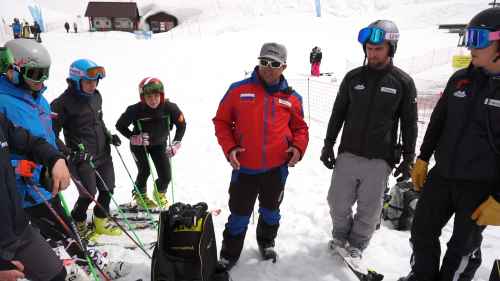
[64,22,70,33]
[310,46,322,76]
[21,21,30,38]
[73,22,78,33]
[11,18,21,39]
[213,42,309,270]
[33,21,42,42]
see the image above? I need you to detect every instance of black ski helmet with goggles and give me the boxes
[465,7,500,56]
[358,20,400,58]
[3,39,51,85]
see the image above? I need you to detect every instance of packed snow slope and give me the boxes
[0,0,498,280]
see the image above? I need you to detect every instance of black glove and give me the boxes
[320,140,335,169]
[68,149,93,164]
[111,134,121,146]
[394,157,414,182]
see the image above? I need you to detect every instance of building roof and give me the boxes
[85,2,140,18]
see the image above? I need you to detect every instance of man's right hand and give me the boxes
[51,158,71,196]
[0,260,25,281]
[228,147,245,170]
[320,145,335,169]
[411,159,429,192]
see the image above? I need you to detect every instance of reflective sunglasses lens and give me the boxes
[357,27,372,44]
[465,29,491,49]
[260,59,282,68]
[86,66,105,79]
[24,67,49,82]
[370,28,385,44]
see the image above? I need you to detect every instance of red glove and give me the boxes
[15,160,37,177]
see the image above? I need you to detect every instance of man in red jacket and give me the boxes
[213,42,309,270]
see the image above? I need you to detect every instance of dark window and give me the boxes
[96,21,100,24]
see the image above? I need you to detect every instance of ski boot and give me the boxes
[328,237,347,255]
[87,248,131,280]
[258,243,277,263]
[133,191,158,209]
[345,246,363,269]
[76,221,99,242]
[93,217,122,236]
[153,189,169,209]
[218,256,237,271]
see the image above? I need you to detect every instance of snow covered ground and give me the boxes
[1,0,499,280]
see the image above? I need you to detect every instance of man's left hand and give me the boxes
[394,159,413,182]
[51,158,71,196]
[286,146,301,167]
[471,196,500,226]
[111,134,121,146]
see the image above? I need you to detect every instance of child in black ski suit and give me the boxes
[116,77,186,208]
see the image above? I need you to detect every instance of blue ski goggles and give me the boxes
[464,28,500,49]
[358,27,399,45]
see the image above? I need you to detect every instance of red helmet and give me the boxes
[139,77,165,104]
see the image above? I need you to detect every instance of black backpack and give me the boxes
[151,202,229,281]
[382,181,420,231]
[491,260,499,281]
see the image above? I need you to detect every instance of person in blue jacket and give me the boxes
[11,19,21,39]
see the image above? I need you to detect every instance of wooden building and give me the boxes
[85,2,140,32]
[145,12,178,33]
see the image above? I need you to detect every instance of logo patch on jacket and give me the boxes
[240,93,255,101]
[453,90,466,98]
[381,87,397,95]
[354,84,365,91]
[0,141,7,149]
[485,98,500,108]
[278,98,292,108]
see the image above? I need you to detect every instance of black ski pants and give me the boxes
[70,156,115,222]
[220,166,288,262]
[131,144,171,194]
[410,168,494,281]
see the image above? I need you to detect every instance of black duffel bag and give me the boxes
[151,202,229,281]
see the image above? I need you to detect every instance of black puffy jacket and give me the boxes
[0,113,63,260]
[115,101,186,145]
[324,64,418,166]
[419,66,500,187]
[51,87,112,163]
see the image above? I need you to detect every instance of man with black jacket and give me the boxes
[400,8,500,281]
[320,20,417,264]
[0,112,70,281]
[51,58,122,238]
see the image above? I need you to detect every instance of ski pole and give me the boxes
[57,193,103,281]
[164,115,175,203]
[136,119,164,207]
[28,182,108,281]
[113,145,158,229]
[70,172,152,259]
[76,144,147,250]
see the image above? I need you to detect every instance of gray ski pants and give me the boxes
[327,152,391,250]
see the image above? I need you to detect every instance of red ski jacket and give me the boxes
[213,68,309,173]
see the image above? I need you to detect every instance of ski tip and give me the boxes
[367,269,384,281]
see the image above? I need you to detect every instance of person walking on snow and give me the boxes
[213,42,309,270]
[51,59,123,239]
[116,77,186,209]
[310,46,322,76]
[399,7,500,281]
[11,19,21,39]
[320,20,417,266]
[64,22,70,33]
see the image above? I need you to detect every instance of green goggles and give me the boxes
[22,66,49,82]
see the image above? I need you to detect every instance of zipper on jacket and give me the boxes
[262,94,269,168]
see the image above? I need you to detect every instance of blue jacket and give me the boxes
[0,75,56,207]
[12,22,21,35]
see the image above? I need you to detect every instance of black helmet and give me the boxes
[468,7,500,31]
[364,19,399,57]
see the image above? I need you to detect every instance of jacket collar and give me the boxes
[250,66,289,95]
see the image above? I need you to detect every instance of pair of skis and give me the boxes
[334,247,384,281]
